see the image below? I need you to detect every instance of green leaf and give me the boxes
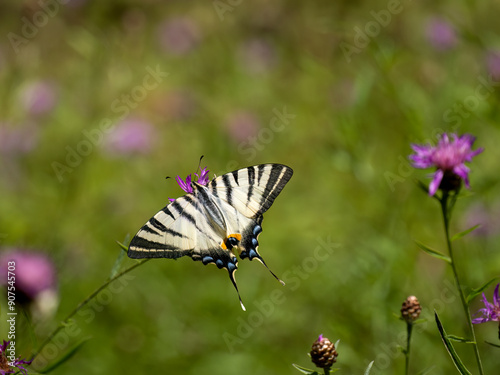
[434,312,472,375]
[451,225,481,241]
[485,341,500,348]
[116,240,128,253]
[37,337,90,373]
[110,245,126,279]
[466,277,500,305]
[414,241,451,263]
[446,335,475,344]
[415,179,430,195]
[364,360,374,375]
[334,339,340,350]
[292,364,319,375]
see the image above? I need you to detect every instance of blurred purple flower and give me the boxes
[153,90,197,122]
[20,81,58,116]
[238,39,276,74]
[486,51,500,81]
[0,123,38,156]
[0,340,32,375]
[225,111,260,144]
[409,133,483,196]
[157,17,200,55]
[462,203,500,237]
[472,284,500,325]
[104,118,154,155]
[169,167,210,202]
[0,251,57,304]
[426,18,457,50]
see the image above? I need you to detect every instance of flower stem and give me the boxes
[32,259,150,360]
[323,367,330,375]
[404,322,413,375]
[439,192,484,375]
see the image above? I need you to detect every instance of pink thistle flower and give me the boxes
[409,133,483,196]
[0,340,32,375]
[472,284,500,324]
[168,166,210,202]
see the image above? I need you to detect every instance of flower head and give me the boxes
[104,118,155,156]
[310,334,338,369]
[401,295,422,323]
[426,18,457,51]
[472,284,500,324]
[169,167,210,202]
[409,133,483,196]
[0,340,33,375]
[0,250,57,303]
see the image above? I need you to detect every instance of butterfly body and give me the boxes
[128,164,293,310]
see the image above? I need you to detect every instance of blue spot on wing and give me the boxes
[253,225,262,236]
[202,256,214,265]
[216,259,224,268]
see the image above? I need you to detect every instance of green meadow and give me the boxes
[1,1,499,374]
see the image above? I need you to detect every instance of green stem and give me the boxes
[439,192,484,375]
[405,322,413,375]
[32,259,150,360]
[323,367,330,375]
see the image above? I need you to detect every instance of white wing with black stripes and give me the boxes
[128,163,293,310]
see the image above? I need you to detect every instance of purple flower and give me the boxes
[0,251,57,302]
[426,18,457,51]
[0,123,38,156]
[104,118,154,156]
[238,39,277,74]
[157,17,200,55]
[472,284,500,324]
[486,51,500,81]
[225,111,260,144]
[20,81,58,116]
[0,340,32,375]
[409,133,483,196]
[169,167,210,202]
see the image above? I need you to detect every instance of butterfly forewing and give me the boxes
[210,164,293,219]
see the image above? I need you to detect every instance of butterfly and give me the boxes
[128,163,293,310]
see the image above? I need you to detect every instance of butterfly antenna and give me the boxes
[197,155,204,172]
[228,270,246,311]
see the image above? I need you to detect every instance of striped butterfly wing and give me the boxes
[128,163,293,310]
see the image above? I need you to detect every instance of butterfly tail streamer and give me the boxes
[255,256,285,286]
[228,269,246,311]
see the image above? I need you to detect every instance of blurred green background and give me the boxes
[1,0,500,373]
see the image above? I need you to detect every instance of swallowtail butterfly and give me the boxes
[128,163,293,310]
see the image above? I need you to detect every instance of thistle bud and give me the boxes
[401,295,422,323]
[310,334,338,369]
